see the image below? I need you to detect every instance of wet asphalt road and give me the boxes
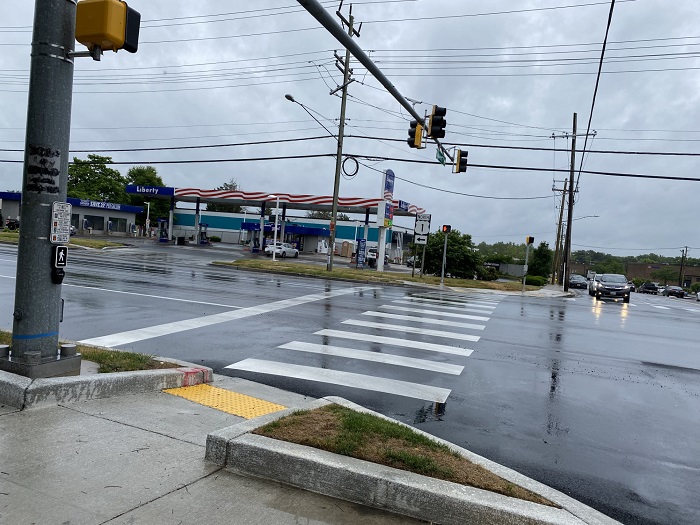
[1,241,698,525]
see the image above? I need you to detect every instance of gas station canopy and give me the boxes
[126,185,426,217]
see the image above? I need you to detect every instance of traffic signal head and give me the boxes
[442,224,451,233]
[407,120,424,149]
[453,149,468,173]
[526,236,535,245]
[76,0,141,53]
[428,105,447,139]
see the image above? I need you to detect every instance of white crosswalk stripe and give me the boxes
[226,359,452,402]
[379,304,490,321]
[393,298,495,311]
[342,319,481,342]
[278,342,464,375]
[361,311,485,330]
[314,329,473,356]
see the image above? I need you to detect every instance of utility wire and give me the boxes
[576,0,616,191]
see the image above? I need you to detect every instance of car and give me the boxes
[365,247,388,268]
[70,225,77,235]
[638,282,658,294]
[627,281,636,292]
[406,256,421,267]
[588,274,602,296]
[594,273,631,303]
[5,218,19,230]
[663,286,685,298]
[264,242,299,258]
[569,274,588,289]
[657,285,666,296]
[697,291,700,302]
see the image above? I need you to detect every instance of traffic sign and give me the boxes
[50,202,72,244]
[414,234,428,245]
[415,221,430,235]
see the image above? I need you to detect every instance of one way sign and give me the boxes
[53,245,68,268]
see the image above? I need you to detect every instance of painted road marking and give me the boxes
[342,319,481,342]
[392,299,495,314]
[226,359,452,403]
[65,283,245,309]
[314,329,473,356]
[651,305,670,310]
[164,384,286,419]
[392,299,496,312]
[79,285,376,348]
[361,311,485,331]
[378,305,490,321]
[279,341,464,375]
[396,298,496,310]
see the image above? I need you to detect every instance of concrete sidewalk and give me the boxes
[0,361,616,525]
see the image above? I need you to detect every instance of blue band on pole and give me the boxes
[12,332,59,340]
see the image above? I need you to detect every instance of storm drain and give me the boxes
[164,384,286,419]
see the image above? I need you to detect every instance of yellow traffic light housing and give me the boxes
[75,0,140,54]
[407,120,425,149]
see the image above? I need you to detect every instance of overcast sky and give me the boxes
[2,0,699,257]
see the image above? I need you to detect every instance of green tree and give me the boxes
[650,266,678,285]
[126,166,170,224]
[528,241,553,278]
[424,229,481,279]
[306,210,350,221]
[68,155,128,203]
[206,179,246,213]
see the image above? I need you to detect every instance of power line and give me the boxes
[576,0,617,191]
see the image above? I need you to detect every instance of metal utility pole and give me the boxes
[440,232,448,287]
[1,0,80,378]
[562,113,577,293]
[551,181,567,284]
[327,2,358,271]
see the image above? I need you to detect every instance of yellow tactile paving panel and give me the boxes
[164,384,286,419]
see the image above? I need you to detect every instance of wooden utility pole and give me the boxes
[551,181,567,284]
[562,113,577,293]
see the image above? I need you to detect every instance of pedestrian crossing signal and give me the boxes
[76,0,141,54]
[442,225,451,233]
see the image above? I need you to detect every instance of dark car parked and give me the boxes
[663,286,685,298]
[638,282,659,294]
[569,274,588,289]
[5,218,19,230]
[595,273,631,303]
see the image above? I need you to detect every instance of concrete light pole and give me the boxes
[1,0,80,378]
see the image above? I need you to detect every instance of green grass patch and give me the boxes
[0,330,180,373]
[254,404,556,507]
[0,231,123,250]
[216,259,536,292]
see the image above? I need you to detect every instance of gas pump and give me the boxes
[157,219,169,243]
[198,223,209,245]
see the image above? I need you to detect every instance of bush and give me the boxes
[691,282,700,293]
[209,236,221,242]
[525,275,547,286]
[476,266,498,281]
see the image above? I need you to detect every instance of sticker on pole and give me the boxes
[50,202,72,244]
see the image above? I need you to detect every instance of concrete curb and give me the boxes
[207,396,621,525]
[0,361,212,410]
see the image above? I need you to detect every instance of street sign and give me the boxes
[53,245,67,268]
[436,148,446,166]
[415,220,430,235]
[414,234,428,245]
[356,238,367,269]
[417,213,431,222]
[50,201,72,244]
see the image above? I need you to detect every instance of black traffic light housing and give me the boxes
[442,225,451,233]
[428,105,447,139]
[407,120,424,149]
[526,236,535,245]
[454,149,468,173]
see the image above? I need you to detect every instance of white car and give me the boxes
[697,291,700,302]
[264,242,299,258]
